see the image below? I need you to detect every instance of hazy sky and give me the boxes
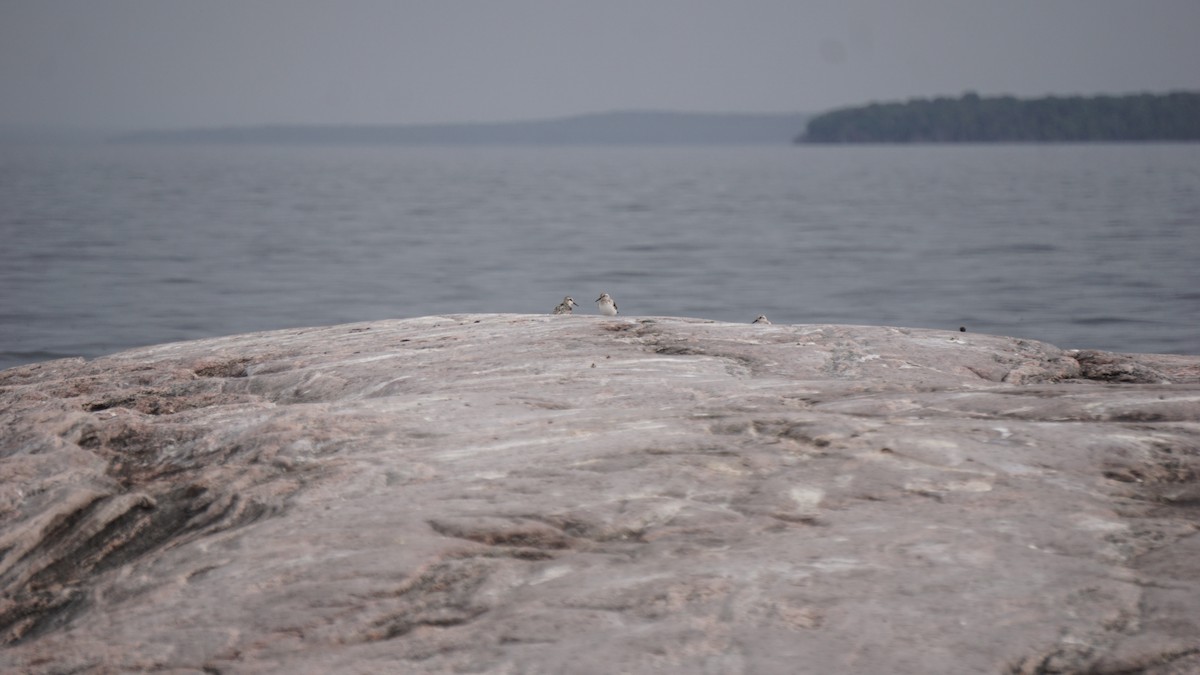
[3,0,1198,130]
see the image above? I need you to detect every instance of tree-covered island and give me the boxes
[798,91,1200,143]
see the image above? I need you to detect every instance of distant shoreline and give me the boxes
[9,94,1200,147]
[799,91,1200,144]
[109,111,813,146]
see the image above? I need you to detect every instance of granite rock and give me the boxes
[1,315,1198,674]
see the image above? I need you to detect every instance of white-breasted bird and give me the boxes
[595,292,618,316]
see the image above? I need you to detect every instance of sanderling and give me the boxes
[595,292,618,316]
[752,315,771,325]
[552,296,578,315]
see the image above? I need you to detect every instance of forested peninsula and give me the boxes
[798,91,1200,143]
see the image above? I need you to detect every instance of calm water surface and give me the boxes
[1,143,1198,370]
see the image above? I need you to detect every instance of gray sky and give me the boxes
[3,0,1199,130]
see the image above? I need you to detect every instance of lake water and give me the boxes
[2,142,1198,371]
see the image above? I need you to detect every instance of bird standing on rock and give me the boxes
[552,297,578,315]
[595,293,618,316]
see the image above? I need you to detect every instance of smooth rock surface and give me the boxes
[1,314,1198,674]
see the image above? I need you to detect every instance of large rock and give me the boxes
[1,315,1198,674]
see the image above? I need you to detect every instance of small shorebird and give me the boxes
[595,292,618,316]
[752,315,771,325]
[552,296,578,315]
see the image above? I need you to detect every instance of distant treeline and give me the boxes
[799,92,1200,143]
